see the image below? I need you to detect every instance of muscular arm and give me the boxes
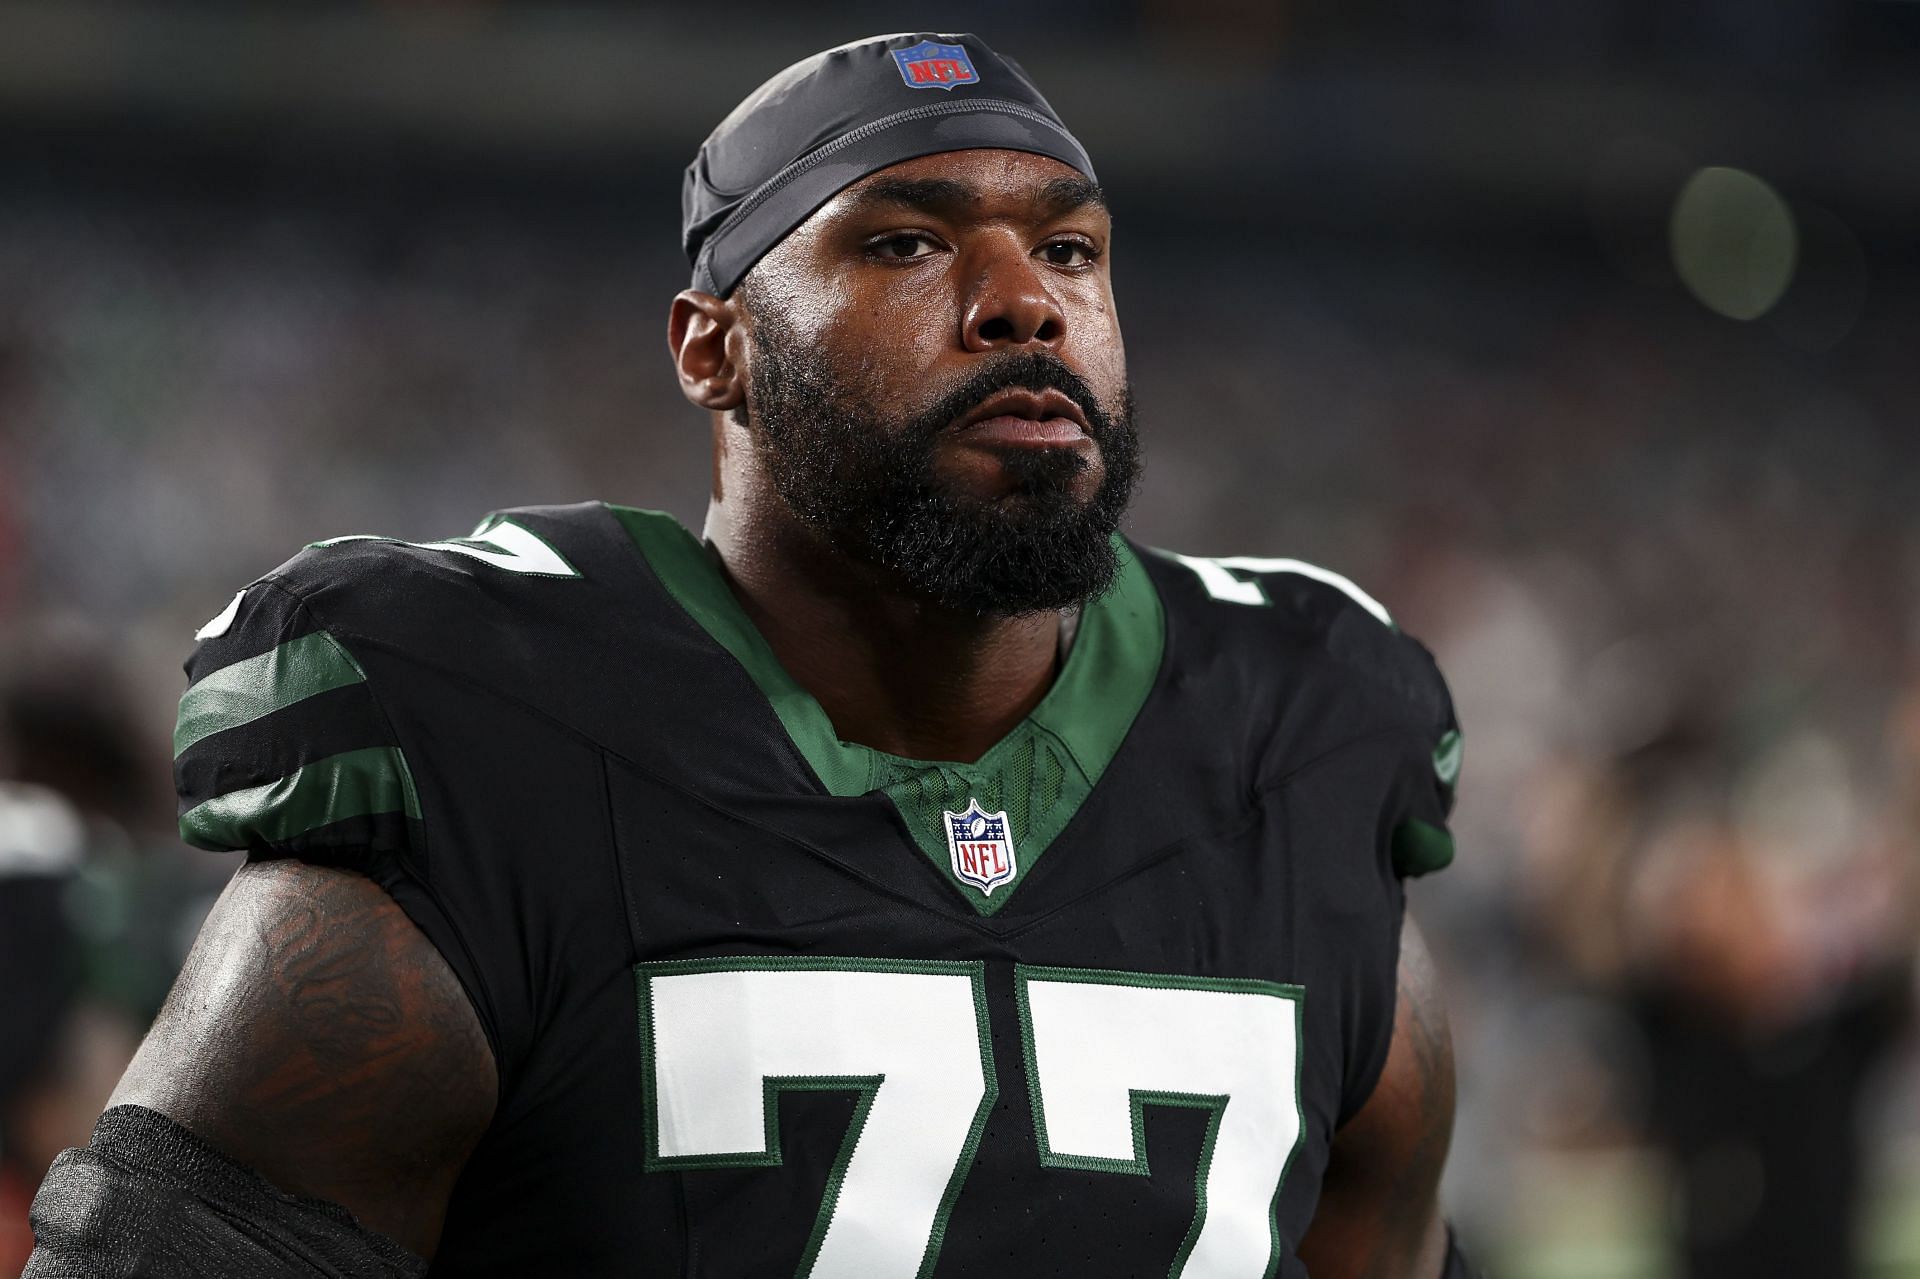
[1297,912,1456,1279]
[106,859,496,1259]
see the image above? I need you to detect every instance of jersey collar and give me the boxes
[608,505,1165,914]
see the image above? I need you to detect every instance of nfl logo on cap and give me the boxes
[944,799,1016,896]
[893,40,980,91]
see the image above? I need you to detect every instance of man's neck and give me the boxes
[704,504,1062,764]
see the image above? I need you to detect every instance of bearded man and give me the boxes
[28,33,1473,1279]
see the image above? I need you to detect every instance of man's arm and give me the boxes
[64,858,495,1260]
[1297,912,1457,1279]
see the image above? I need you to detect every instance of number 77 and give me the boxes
[639,958,1304,1279]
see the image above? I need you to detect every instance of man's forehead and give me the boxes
[821,150,1105,220]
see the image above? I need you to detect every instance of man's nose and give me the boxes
[960,245,1066,351]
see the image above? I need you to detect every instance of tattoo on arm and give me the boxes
[110,860,497,1259]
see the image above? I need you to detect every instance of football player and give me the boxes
[29,33,1473,1279]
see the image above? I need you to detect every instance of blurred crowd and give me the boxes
[2,3,1919,1276]
[0,643,228,1271]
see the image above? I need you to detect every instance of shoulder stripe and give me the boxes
[173,681,392,811]
[1245,558,1392,627]
[308,518,579,578]
[193,589,247,641]
[178,746,419,852]
[173,631,366,758]
[183,580,316,682]
[1157,552,1394,627]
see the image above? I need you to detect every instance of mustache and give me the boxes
[911,352,1115,444]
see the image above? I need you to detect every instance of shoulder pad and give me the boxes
[172,503,626,858]
[173,573,417,858]
[1145,547,1462,876]
[243,505,604,654]
[293,508,582,586]
[1149,548,1449,725]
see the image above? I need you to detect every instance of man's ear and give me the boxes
[668,289,745,411]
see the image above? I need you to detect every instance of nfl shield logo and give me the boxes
[892,40,980,91]
[943,800,1017,896]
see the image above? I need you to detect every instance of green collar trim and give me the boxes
[608,505,1165,915]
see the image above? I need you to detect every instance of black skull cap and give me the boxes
[683,33,1096,297]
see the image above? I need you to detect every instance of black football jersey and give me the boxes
[171,503,1460,1279]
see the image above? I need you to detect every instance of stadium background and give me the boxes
[1,2,1917,1275]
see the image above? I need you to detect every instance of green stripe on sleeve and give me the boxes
[1391,818,1455,877]
[174,631,367,758]
[178,746,420,852]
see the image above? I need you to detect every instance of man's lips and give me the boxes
[951,388,1091,447]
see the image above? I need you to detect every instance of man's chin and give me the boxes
[854,499,1122,617]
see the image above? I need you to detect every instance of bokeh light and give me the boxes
[1670,167,1799,322]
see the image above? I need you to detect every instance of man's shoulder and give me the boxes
[258,501,608,620]
[172,501,673,855]
[1133,542,1463,878]
[192,500,671,672]
[1136,543,1452,737]
[179,499,673,744]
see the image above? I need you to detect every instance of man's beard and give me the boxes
[739,312,1141,618]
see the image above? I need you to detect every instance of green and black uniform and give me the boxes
[171,502,1460,1278]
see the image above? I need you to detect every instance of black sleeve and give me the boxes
[1333,632,1457,1121]
[1386,633,1462,879]
[173,579,420,862]
[171,576,503,1069]
[1215,560,1464,1121]
[26,1106,424,1278]
[1208,552,1464,880]
[1315,626,1462,1123]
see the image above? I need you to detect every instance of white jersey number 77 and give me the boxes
[639,957,1303,1279]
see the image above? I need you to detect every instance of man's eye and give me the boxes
[1039,240,1098,268]
[871,234,938,260]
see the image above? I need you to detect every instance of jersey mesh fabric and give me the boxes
[871,731,1069,852]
